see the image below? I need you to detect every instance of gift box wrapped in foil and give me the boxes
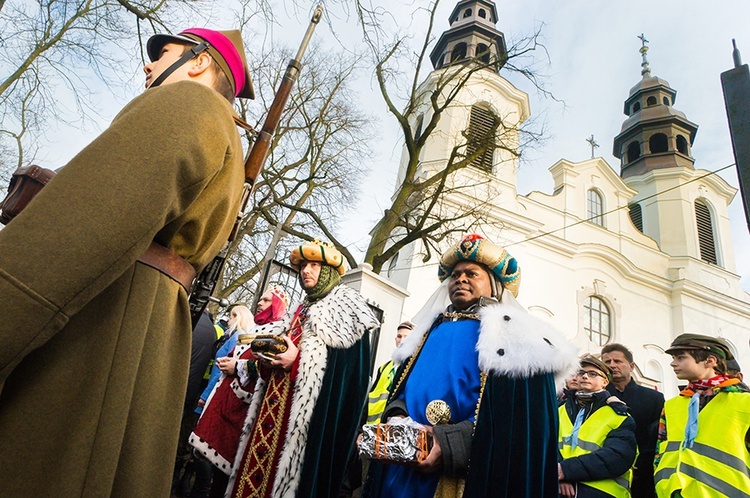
[359,417,430,463]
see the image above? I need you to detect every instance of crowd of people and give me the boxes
[0,21,747,498]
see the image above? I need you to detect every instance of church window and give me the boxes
[676,135,688,155]
[451,43,467,63]
[587,189,604,227]
[647,96,657,106]
[466,104,499,173]
[414,114,424,140]
[478,8,487,18]
[627,141,641,163]
[649,133,668,153]
[584,296,611,346]
[476,43,491,64]
[633,102,641,112]
[387,252,399,278]
[663,96,670,105]
[463,8,472,18]
[628,203,643,232]
[695,199,718,265]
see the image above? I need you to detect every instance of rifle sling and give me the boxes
[137,241,196,293]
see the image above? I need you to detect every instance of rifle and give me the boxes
[189,5,324,326]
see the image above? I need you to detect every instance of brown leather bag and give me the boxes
[0,165,57,225]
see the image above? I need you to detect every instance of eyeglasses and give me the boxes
[577,370,606,379]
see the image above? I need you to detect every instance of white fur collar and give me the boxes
[395,290,578,386]
[476,303,579,386]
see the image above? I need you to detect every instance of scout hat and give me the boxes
[289,239,347,276]
[579,354,612,382]
[147,28,255,99]
[665,333,734,360]
[437,234,521,297]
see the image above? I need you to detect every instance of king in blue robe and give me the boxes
[362,234,579,498]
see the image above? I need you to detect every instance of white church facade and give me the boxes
[362,0,750,397]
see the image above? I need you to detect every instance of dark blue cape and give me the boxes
[363,316,560,498]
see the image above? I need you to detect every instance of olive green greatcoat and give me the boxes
[0,81,245,496]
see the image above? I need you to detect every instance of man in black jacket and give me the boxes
[602,343,664,498]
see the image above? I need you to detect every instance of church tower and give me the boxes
[429,0,508,71]
[387,0,529,292]
[613,35,698,178]
[614,36,737,270]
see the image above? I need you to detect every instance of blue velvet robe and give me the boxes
[380,319,481,498]
[364,314,561,498]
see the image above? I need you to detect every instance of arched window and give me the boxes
[387,252,399,278]
[414,114,424,140]
[584,296,611,346]
[647,96,657,106]
[649,133,668,153]
[627,141,641,163]
[663,96,670,106]
[695,199,718,265]
[587,189,604,227]
[478,8,487,18]
[476,43,490,64]
[628,203,643,232]
[633,102,641,112]
[676,135,688,155]
[463,8,472,18]
[451,43,467,63]
[466,104,499,172]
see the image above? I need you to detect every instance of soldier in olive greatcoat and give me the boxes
[0,28,254,495]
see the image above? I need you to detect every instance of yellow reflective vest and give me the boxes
[367,360,395,424]
[203,323,225,380]
[655,392,750,498]
[558,404,634,497]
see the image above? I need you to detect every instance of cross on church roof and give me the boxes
[586,134,599,159]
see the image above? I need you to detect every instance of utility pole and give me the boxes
[721,39,750,234]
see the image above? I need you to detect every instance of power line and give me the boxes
[385,162,736,272]
[508,162,735,247]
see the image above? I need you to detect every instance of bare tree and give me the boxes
[214,43,374,304]
[0,0,209,186]
[355,0,549,273]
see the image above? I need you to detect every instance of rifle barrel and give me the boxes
[244,4,323,184]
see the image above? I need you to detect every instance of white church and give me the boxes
[345,0,750,397]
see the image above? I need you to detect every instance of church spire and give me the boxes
[429,0,507,72]
[638,33,651,78]
[612,38,698,178]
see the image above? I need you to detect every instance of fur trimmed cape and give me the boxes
[227,283,379,498]
[366,296,578,498]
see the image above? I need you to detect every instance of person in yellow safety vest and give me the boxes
[558,355,637,498]
[366,321,415,424]
[654,333,750,498]
[203,321,226,381]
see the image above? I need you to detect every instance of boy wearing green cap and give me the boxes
[654,333,750,497]
[0,28,253,496]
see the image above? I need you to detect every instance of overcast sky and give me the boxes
[33,0,750,290]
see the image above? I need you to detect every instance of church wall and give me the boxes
[381,21,750,398]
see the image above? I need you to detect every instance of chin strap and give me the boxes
[149,41,210,89]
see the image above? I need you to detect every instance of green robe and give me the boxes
[0,80,245,496]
